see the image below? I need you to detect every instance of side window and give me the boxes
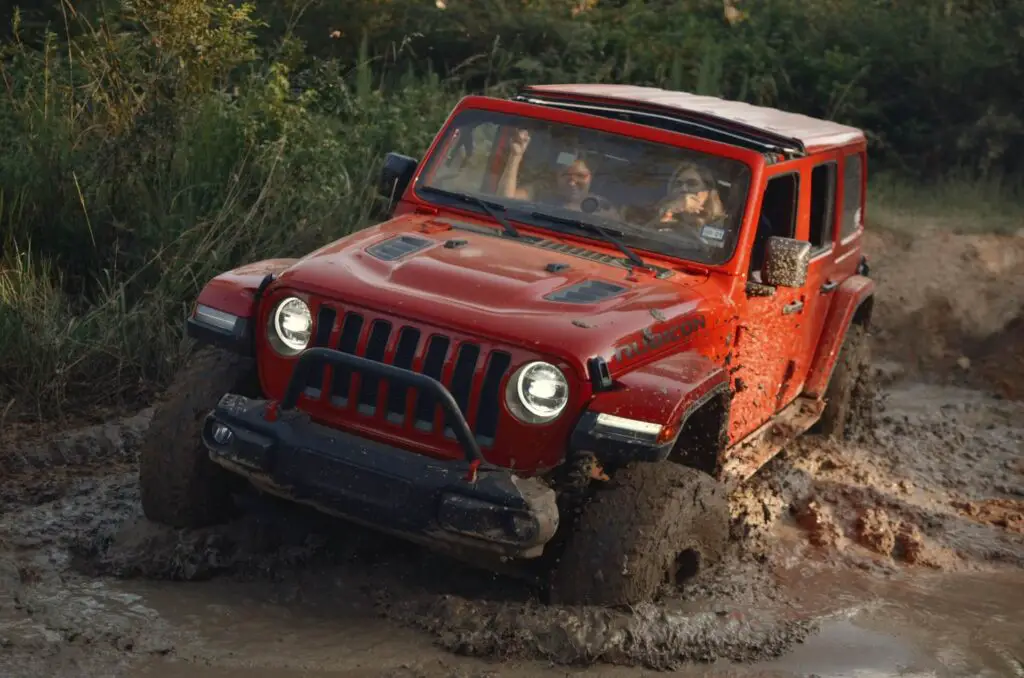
[808,162,837,253]
[839,153,863,240]
[749,173,799,276]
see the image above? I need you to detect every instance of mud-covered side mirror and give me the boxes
[763,236,811,288]
[378,152,418,208]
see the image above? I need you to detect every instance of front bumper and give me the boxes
[200,348,559,559]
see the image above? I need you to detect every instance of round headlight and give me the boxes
[269,296,312,355]
[505,361,570,424]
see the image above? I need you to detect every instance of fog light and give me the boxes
[211,422,233,445]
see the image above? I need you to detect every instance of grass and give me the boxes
[869,171,1024,235]
[0,0,1021,424]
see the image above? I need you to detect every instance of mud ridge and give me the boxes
[382,591,817,669]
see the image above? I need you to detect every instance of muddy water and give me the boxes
[2,377,1023,677]
[6,556,1024,677]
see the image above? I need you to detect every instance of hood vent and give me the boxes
[545,279,628,304]
[366,235,432,261]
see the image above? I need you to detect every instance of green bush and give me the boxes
[251,0,1024,177]
[0,0,1021,420]
[0,5,460,418]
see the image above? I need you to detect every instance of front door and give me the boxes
[728,171,809,444]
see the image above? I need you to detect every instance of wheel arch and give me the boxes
[804,275,875,398]
[568,350,730,468]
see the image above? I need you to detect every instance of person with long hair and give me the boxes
[652,160,728,233]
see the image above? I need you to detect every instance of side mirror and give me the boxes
[378,152,418,206]
[762,236,811,288]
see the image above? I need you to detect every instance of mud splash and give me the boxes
[64,483,815,669]
[735,381,1024,573]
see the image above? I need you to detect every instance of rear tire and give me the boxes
[549,462,729,607]
[814,323,871,440]
[139,347,259,528]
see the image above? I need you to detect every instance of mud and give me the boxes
[864,227,1024,398]
[3,229,1024,677]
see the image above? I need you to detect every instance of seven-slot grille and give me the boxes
[299,303,513,447]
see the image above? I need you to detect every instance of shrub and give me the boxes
[0,0,1021,420]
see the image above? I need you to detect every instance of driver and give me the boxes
[653,160,728,237]
[496,128,619,217]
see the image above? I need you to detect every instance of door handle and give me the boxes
[782,300,804,315]
[820,280,839,293]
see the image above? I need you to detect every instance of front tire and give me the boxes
[549,462,729,607]
[139,347,259,528]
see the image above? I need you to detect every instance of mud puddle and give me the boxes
[6,552,1024,678]
[1,379,1021,676]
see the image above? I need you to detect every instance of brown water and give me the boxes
[39,561,1016,678]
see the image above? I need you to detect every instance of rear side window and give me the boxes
[840,154,863,240]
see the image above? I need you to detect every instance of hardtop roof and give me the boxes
[516,84,866,156]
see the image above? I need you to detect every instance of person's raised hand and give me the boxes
[508,128,531,158]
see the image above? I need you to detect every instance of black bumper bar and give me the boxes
[282,347,486,464]
[200,348,559,557]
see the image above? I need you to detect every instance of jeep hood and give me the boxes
[272,214,722,376]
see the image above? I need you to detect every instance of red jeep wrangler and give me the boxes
[139,84,874,607]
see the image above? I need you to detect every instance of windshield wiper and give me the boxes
[418,186,520,238]
[528,211,648,271]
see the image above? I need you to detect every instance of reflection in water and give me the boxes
[116,564,1024,678]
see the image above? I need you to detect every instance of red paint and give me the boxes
[192,87,871,476]
[585,351,729,427]
[465,459,481,483]
[195,259,297,319]
[803,275,876,397]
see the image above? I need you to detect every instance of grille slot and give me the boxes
[304,306,337,396]
[386,327,422,423]
[444,343,482,438]
[329,312,365,407]
[413,336,451,431]
[474,351,512,445]
[356,320,392,414]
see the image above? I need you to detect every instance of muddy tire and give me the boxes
[549,462,729,607]
[814,323,871,440]
[139,348,259,528]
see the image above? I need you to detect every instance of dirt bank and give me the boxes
[864,227,1024,398]
[2,228,1023,677]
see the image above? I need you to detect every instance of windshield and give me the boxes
[416,109,753,266]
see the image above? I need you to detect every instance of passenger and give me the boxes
[653,160,728,233]
[496,128,618,217]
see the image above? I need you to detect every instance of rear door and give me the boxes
[793,159,842,390]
